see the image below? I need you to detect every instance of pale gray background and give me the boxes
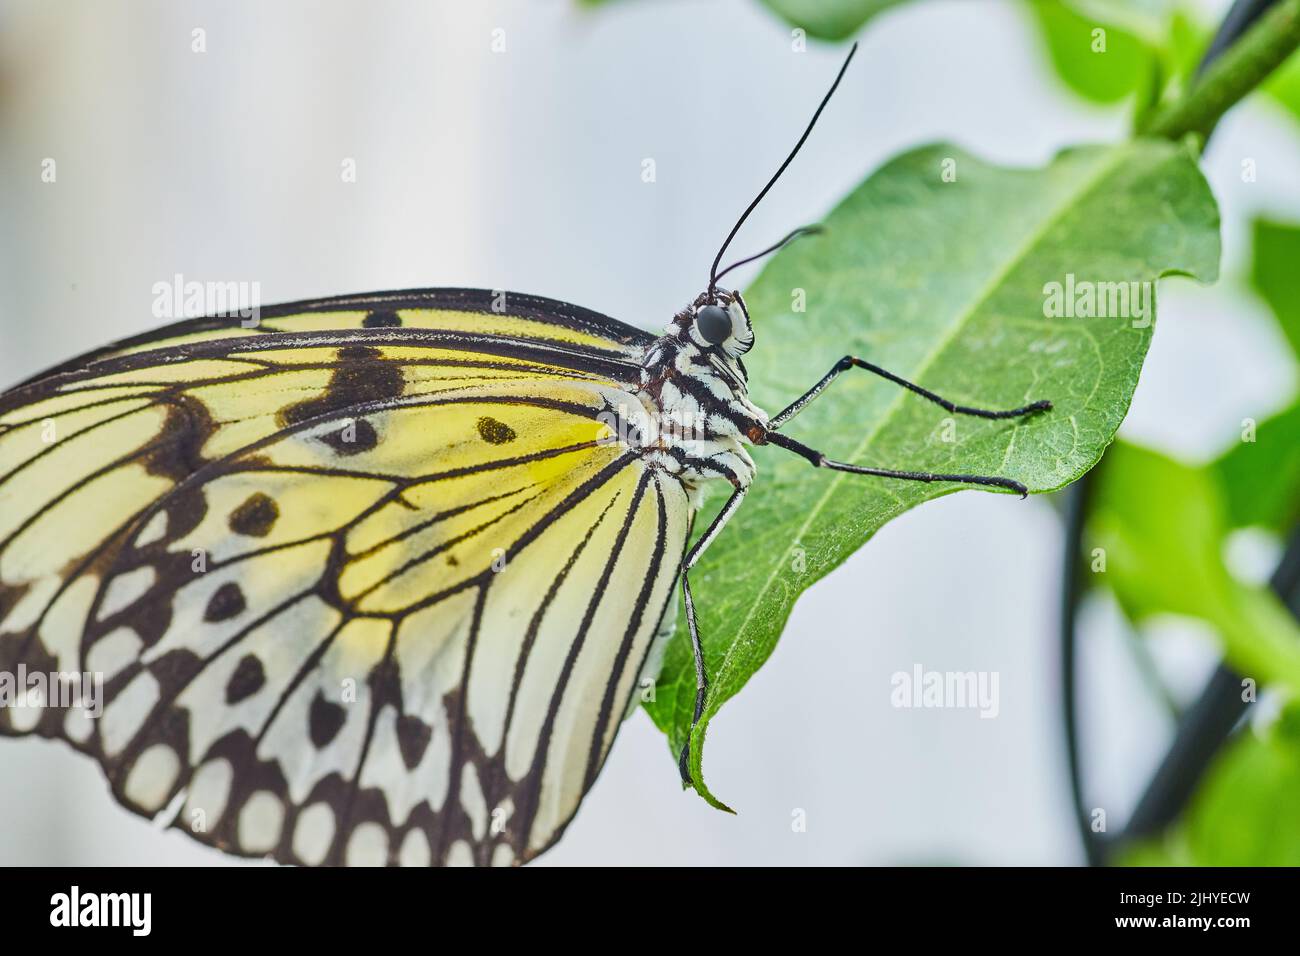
[1,0,1296,865]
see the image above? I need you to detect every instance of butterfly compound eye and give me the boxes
[695,304,732,345]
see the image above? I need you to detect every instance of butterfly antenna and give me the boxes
[707,41,858,297]
[712,224,823,286]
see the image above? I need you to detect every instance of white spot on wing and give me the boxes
[100,669,160,757]
[292,803,336,866]
[64,706,93,743]
[398,829,431,867]
[184,758,234,828]
[99,566,156,621]
[238,790,284,854]
[491,843,516,867]
[124,743,181,812]
[85,627,143,684]
[346,821,388,866]
[445,840,474,867]
[8,694,42,731]
[135,510,169,547]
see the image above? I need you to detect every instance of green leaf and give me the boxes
[1250,217,1300,360]
[1024,1,1212,123]
[1049,0,1174,44]
[759,0,909,42]
[582,0,910,42]
[1123,706,1300,866]
[1028,0,1154,104]
[1090,441,1300,691]
[1214,400,1300,532]
[644,140,1221,807]
[1183,708,1300,866]
[1029,0,1300,130]
[1118,709,1300,866]
[1205,218,1300,532]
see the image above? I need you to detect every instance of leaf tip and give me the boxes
[694,787,737,815]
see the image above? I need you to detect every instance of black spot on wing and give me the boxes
[362,309,402,328]
[476,416,516,445]
[309,691,346,748]
[144,395,217,482]
[165,486,209,542]
[228,492,279,537]
[396,714,431,770]
[337,345,383,362]
[0,580,32,629]
[204,582,246,622]
[126,585,176,648]
[317,418,378,456]
[226,654,266,704]
[279,344,405,429]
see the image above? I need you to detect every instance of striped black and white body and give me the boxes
[632,290,765,498]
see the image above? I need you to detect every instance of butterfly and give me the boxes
[0,44,1048,866]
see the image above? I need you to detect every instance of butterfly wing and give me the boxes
[0,288,689,866]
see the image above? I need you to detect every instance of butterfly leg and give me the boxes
[766,430,1030,495]
[768,355,1051,430]
[677,484,747,785]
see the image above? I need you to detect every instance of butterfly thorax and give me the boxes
[624,292,767,494]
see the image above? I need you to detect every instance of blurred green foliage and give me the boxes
[1252,219,1300,359]
[760,0,906,40]
[1216,220,1300,533]
[752,0,1300,123]
[1091,441,1300,691]
[1182,706,1300,866]
[1025,0,1300,867]
[1029,2,1157,105]
[1026,0,1300,122]
[1215,400,1300,532]
[1122,706,1300,865]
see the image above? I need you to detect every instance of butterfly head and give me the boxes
[674,289,754,358]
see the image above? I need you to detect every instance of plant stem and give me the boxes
[1145,0,1300,140]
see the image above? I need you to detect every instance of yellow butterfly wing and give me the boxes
[0,289,689,866]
